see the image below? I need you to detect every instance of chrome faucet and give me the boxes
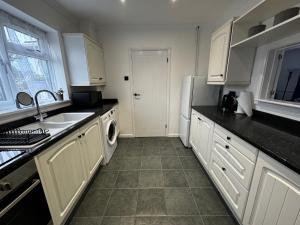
[34,90,57,122]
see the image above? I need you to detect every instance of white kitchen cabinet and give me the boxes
[210,149,249,221]
[207,19,232,84]
[80,119,104,179]
[63,33,106,86]
[189,110,214,171]
[35,131,87,225]
[35,118,104,225]
[208,126,258,221]
[243,152,300,225]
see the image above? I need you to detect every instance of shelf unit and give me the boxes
[225,0,300,86]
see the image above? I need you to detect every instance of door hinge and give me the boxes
[278,54,283,60]
[167,57,169,63]
[165,124,168,128]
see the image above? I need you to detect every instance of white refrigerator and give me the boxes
[179,76,219,147]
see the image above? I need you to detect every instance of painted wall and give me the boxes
[2,0,78,32]
[97,25,213,137]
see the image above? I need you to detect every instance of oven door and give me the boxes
[0,172,51,225]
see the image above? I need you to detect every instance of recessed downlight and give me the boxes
[171,0,177,3]
[120,0,126,3]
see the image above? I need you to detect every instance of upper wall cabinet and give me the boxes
[207,19,232,84]
[207,19,254,85]
[63,33,106,86]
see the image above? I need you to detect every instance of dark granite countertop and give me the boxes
[0,100,118,178]
[192,106,300,174]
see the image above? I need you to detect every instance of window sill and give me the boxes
[0,100,71,125]
[256,99,300,122]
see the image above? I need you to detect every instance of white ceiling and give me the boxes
[55,0,251,26]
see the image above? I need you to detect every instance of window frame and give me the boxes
[259,42,300,108]
[0,10,57,111]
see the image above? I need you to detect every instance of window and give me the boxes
[261,43,300,106]
[0,11,57,111]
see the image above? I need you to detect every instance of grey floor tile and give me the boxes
[180,157,201,169]
[103,158,121,171]
[163,170,188,187]
[118,138,143,146]
[101,217,135,225]
[119,157,141,170]
[165,189,199,215]
[142,146,161,156]
[184,169,211,187]
[69,217,102,225]
[135,217,169,225]
[116,146,142,157]
[139,170,164,187]
[191,188,228,215]
[161,156,182,169]
[168,216,204,225]
[105,189,138,216]
[202,216,237,225]
[170,138,184,148]
[75,189,112,217]
[160,146,178,156]
[141,156,162,169]
[175,146,194,156]
[92,171,118,188]
[116,171,139,188]
[137,189,167,215]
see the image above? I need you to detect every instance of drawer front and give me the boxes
[215,124,258,163]
[213,133,255,189]
[210,150,249,220]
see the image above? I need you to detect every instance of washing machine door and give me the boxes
[106,119,118,146]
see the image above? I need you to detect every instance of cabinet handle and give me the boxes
[225,145,229,149]
[227,136,231,141]
[198,117,201,121]
[220,74,223,77]
[210,74,223,77]
[82,133,85,137]
[99,77,103,80]
[222,167,226,171]
[78,135,82,139]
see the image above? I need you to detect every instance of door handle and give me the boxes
[133,93,141,97]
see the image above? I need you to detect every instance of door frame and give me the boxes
[129,48,171,137]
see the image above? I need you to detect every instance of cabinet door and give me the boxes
[81,119,104,179]
[243,152,300,225]
[207,20,232,83]
[95,46,106,84]
[196,116,213,169]
[189,112,200,151]
[35,132,87,225]
[85,39,101,84]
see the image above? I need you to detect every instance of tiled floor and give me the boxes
[69,137,238,225]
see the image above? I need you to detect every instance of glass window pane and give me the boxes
[4,26,40,52]
[8,53,54,104]
[274,47,300,103]
[0,79,7,102]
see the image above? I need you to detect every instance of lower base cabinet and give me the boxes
[243,152,300,225]
[35,118,104,225]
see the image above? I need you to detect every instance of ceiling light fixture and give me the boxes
[120,0,126,3]
[171,0,177,3]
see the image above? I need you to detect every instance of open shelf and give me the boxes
[234,0,300,25]
[231,14,300,48]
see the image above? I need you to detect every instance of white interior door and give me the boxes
[132,50,168,137]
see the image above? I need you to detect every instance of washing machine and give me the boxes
[101,106,119,164]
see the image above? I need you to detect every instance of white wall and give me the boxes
[97,25,213,137]
[2,0,78,32]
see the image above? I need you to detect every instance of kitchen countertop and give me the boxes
[0,101,118,178]
[192,106,300,174]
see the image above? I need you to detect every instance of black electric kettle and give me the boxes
[221,91,238,112]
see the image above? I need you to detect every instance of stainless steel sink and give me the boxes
[20,122,74,136]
